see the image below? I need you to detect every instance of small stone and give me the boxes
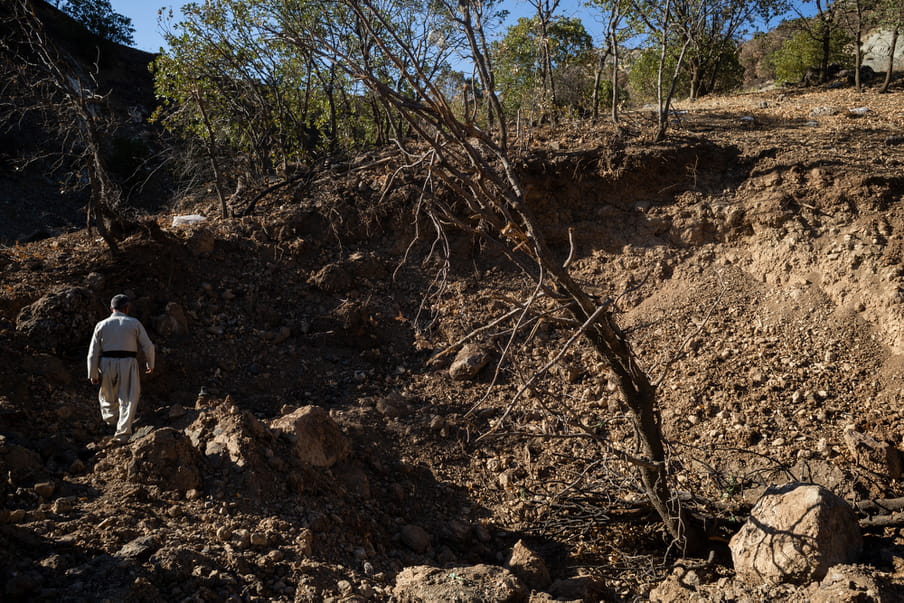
[52,498,75,513]
[167,505,181,517]
[250,532,268,547]
[266,549,284,562]
[8,509,27,523]
[337,580,353,594]
[186,489,202,501]
[234,529,251,549]
[296,529,313,556]
[168,404,187,419]
[449,344,491,381]
[429,416,445,431]
[116,535,158,560]
[69,459,86,474]
[216,526,232,541]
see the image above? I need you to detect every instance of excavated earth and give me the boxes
[1,85,904,601]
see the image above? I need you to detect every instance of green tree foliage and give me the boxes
[738,20,799,85]
[627,47,686,102]
[152,0,358,212]
[493,16,593,117]
[767,26,852,83]
[58,0,135,45]
[152,0,466,209]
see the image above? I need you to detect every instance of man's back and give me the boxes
[92,313,146,352]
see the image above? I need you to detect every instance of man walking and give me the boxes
[87,294,155,443]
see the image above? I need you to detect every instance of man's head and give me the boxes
[111,294,130,313]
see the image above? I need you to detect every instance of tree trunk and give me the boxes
[611,40,619,125]
[576,302,706,553]
[854,1,864,92]
[194,91,229,218]
[880,27,899,93]
[591,47,606,122]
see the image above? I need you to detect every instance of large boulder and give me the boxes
[730,483,863,585]
[270,405,350,468]
[393,564,527,602]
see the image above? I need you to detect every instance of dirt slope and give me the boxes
[1,84,904,601]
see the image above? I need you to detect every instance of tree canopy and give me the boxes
[57,0,135,46]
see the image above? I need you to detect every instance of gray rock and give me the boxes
[809,106,840,117]
[449,344,491,381]
[116,536,159,560]
[730,483,863,585]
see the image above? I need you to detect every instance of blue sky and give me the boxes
[108,0,808,54]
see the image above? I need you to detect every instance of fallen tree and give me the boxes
[270,0,708,553]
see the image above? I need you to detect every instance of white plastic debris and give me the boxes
[848,106,870,116]
[171,214,207,227]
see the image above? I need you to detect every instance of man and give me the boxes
[87,294,155,443]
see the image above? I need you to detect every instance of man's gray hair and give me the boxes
[111,294,130,310]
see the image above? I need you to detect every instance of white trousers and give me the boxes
[98,357,141,440]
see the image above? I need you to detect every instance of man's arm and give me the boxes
[87,322,102,383]
[137,322,155,374]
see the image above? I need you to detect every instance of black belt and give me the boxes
[101,351,137,358]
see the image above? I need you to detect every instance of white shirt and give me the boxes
[87,311,155,379]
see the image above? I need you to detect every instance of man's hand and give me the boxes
[90,377,99,385]
[146,367,154,375]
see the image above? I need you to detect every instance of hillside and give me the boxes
[0,81,903,601]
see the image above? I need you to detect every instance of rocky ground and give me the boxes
[1,83,904,601]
